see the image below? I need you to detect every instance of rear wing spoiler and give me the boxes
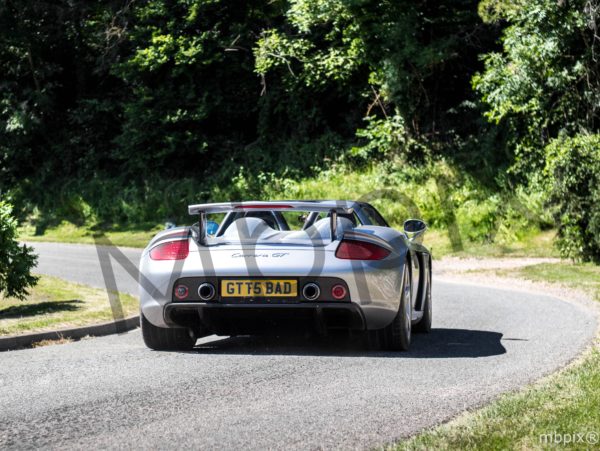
[188,201,354,245]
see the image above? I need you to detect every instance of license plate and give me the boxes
[221,279,297,298]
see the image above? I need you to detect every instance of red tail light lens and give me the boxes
[150,240,189,260]
[331,284,347,300]
[335,239,390,260]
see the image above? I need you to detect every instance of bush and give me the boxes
[545,134,600,262]
[0,200,38,299]
[222,157,551,248]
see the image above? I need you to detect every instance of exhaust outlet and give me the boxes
[302,283,320,301]
[198,282,216,301]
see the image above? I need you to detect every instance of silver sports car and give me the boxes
[139,201,432,351]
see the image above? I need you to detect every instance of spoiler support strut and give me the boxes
[329,209,337,242]
[197,211,206,246]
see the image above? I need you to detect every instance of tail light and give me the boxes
[335,239,390,260]
[150,240,189,260]
[331,284,347,300]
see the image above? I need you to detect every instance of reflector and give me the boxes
[331,284,347,300]
[174,284,189,300]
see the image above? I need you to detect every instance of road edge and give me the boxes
[391,273,600,449]
[0,315,140,352]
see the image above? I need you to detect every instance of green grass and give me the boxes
[0,274,138,336]
[19,221,159,248]
[496,262,600,301]
[395,262,600,450]
[425,229,559,259]
[397,349,600,450]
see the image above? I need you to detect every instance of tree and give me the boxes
[545,134,600,262]
[0,0,129,220]
[113,0,284,177]
[474,0,600,259]
[0,200,38,299]
[255,0,498,143]
[474,0,600,175]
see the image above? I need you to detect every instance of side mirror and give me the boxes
[403,219,427,242]
[206,220,219,236]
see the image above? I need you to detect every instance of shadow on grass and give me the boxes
[189,328,506,359]
[0,300,84,319]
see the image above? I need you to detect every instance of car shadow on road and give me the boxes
[191,328,506,358]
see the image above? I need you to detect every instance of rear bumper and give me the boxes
[139,247,406,330]
[164,302,367,335]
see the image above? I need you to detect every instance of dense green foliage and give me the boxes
[0,201,38,299]
[0,0,598,260]
[255,0,496,140]
[474,0,600,175]
[474,0,600,259]
[545,134,600,262]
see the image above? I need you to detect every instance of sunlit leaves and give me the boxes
[128,33,217,72]
[474,0,598,136]
[254,0,365,87]
[0,200,38,299]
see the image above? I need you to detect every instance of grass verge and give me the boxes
[395,262,599,450]
[426,229,559,259]
[0,274,138,336]
[19,221,159,248]
[494,262,600,301]
[397,349,600,450]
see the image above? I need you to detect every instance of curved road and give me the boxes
[0,242,596,449]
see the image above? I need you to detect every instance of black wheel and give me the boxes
[414,264,432,333]
[141,312,196,351]
[381,263,412,351]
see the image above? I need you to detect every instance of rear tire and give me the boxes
[414,267,432,333]
[141,312,196,351]
[381,263,412,351]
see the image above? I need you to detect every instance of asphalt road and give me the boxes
[0,242,596,449]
